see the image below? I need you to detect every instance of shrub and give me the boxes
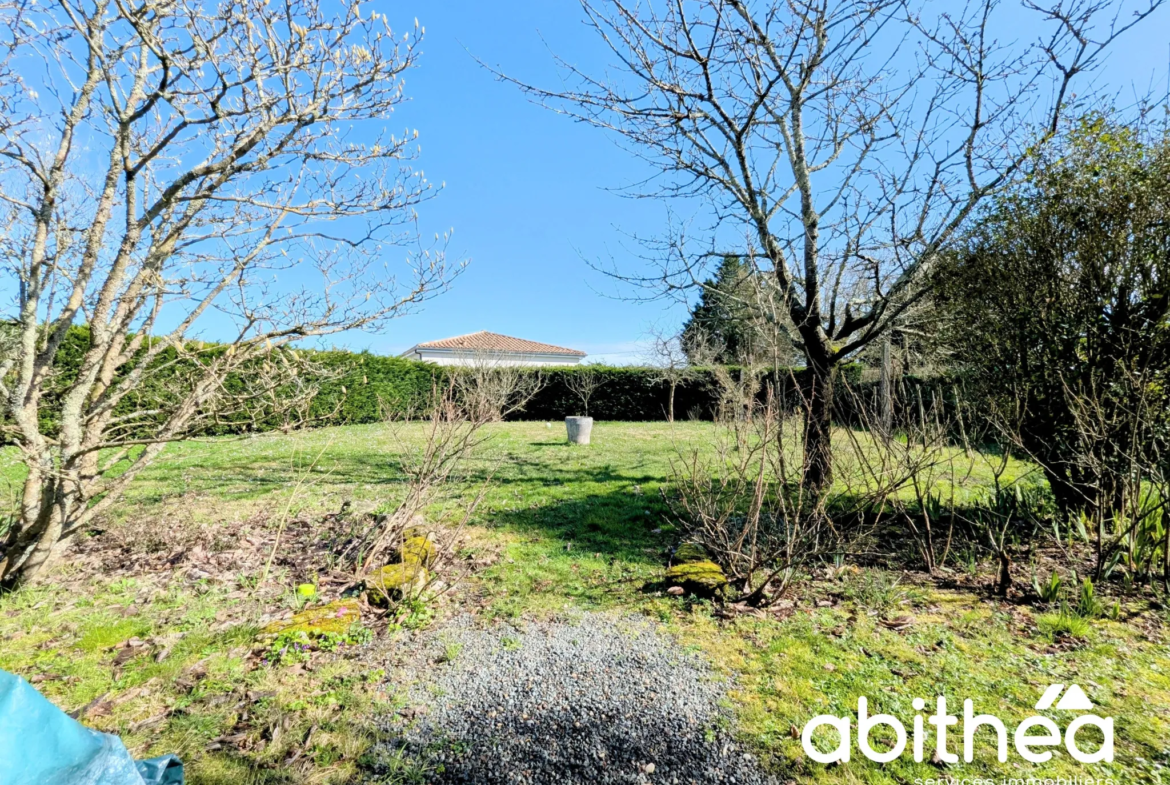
[934,115,1170,551]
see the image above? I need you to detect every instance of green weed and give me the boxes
[437,640,463,664]
[388,599,435,631]
[1032,569,1063,604]
[1076,576,1104,618]
[1037,611,1091,640]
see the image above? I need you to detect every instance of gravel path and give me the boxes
[372,613,776,785]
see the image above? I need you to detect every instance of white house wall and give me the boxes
[408,350,582,367]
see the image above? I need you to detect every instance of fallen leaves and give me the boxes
[205,731,250,752]
[69,692,112,720]
[127,710,171,733]
[878,615,915,632]
[85,697,116,719]
[153,633,184,663]
[112,637,149,667]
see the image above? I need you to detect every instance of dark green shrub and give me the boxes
[5,326,871,439]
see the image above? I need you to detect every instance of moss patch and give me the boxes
[260,599,360,638]
[672,542,710,564]
[400,535,436,567]
[368,562,427,607]
[664,560,728,596]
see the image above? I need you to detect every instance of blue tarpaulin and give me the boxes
[0,669,183,785]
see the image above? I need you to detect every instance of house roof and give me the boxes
[407,331,586,357]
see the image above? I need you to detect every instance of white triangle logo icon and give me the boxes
[1054,684,1093,711]
[1035,684,1064,710]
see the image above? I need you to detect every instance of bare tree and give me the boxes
[505,0,1162,492]
[667,376,907,606]
[448,351,546,422]
[565,366,605,417]
[0,0,461,587]
[352,381,499,577]
[341,366,546,610]
[646,328,696,422]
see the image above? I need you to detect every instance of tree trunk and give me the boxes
[1,479,68,591]
[1,524,60,590]
[1162,508,1169,592]
[802,355,835,494]
[0,447,99,590]
[879,338,892,437]
[995,551,1012,596]
[668,380,676,423]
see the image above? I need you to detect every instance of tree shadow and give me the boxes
[483,481,671,562]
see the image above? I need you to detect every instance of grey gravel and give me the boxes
[371,613,777,785]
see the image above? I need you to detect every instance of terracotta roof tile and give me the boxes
[411,331,586,356]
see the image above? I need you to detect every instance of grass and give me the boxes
[0,582,392,783]
[1036,611,1093,640]
[1,421,1167,783]
[1,420,1042,532]
[680,593,1170,782]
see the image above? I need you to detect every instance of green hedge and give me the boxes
[514,367,709,421]
[5,326,871,440]
[511,364,864,421]
[300,350,442,426]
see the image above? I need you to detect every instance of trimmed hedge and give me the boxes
[518,367,712,421]
[5,326,873,440]
[301,350,442,425]
[512,364,864,421]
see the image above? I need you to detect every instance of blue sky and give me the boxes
[328,3,1170,363]
[351,2,672,364]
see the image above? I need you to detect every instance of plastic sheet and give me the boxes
[0,669,183,785]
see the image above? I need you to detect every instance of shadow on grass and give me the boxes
[136,444,662,503]
[483,482,672,562]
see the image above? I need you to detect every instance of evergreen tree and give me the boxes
[681,256,765,364]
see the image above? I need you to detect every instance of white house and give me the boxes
[400,331,586,367]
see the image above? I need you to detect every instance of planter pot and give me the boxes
[565,416,593,445]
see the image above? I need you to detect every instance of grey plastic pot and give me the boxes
[565,416,593,445]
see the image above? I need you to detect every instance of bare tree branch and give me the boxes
[0,0,463,587]
[495,0,1162,490]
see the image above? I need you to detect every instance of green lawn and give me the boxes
[1,422,1167,784]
